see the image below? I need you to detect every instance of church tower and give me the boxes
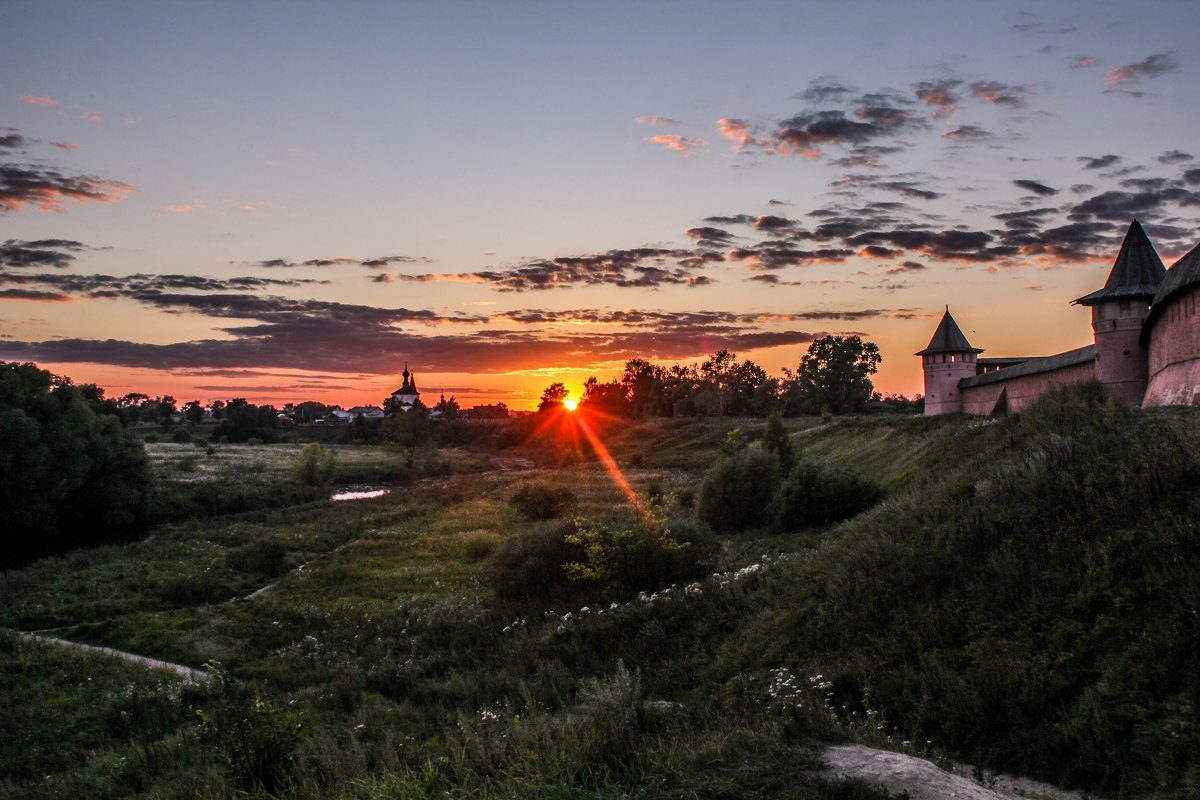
[391,363,421,412]
[1074,220,1165,409]
[917,308,982,415]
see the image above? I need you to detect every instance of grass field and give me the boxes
[4,397,1200,799]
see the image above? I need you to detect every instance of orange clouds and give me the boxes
[19,95,58,105]
[636,116,680,126]
[0,165,137,213]
[50,142,83,150]
[643,134,707,154]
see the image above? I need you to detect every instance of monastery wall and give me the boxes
[1144,285,1200,407]
[960,360,1096,415]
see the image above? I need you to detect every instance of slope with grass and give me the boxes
[2,389,1198,798]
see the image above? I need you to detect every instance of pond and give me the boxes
[330,486,391,501]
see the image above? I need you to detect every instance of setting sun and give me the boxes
[564,398,579,411]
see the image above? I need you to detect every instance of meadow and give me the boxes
[3,389,1200,799]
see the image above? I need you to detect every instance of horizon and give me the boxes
[3,1,1199,411]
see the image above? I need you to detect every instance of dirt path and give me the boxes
[821,744,1096,800]
[13,629,211,683]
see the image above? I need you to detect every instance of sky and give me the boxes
[2,0,1199,411]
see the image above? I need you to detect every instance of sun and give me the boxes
[563,398,578,411]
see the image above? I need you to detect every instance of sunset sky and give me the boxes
[3,0,1199,410]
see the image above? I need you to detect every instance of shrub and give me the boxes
[564,516,702,595]
[695,443,781,533]
[509,482,576,520]
[774,462,884,530]
[293,443,336,487]
[171,427,193,444]
[226,537,288,576]
[486,520,586,601]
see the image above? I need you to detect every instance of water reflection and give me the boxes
[330,487,390,501]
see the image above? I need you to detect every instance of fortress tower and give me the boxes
[1074,220,1165,409]
[916,309,982,415]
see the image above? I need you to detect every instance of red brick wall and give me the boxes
[961,360,1096,415]
[1144,286,1200,407]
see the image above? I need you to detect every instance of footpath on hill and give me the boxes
[821,744,1096,800]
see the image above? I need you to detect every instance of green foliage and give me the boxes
[196,662,304,794]
[695,442,780,533]
[486,519,586,601]
[171,426,193,444]
[382,407,432,467]
[564,517,700,595]
[509,481,577,520]
[215,398,279,443]
[788,335,882,415]
[225,537,288,576]
[294,442,337,486]
[762,410,794,468]
[0,362,151,567]
[775,462,884,530]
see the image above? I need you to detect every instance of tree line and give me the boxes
[544,335,912,418]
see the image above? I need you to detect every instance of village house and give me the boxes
[919,220,1200,415]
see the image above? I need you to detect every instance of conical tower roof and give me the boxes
[1141,239,1200,341]
[1075,220,1165,306]
[915,308,982,355]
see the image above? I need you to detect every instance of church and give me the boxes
[919,220,1200,415]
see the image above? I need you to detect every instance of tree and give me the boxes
[184,400,206,427]
[538,382,569,413]
[0,362,151,567]
[382,403,431,467]
[433,394,460,422]
[580,376,629,416]
[790,335,882,414]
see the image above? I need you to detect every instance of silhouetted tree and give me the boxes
[538,382,569,413]
[0,362,151,567]
[789,335,882,414]
[382,401,431,466]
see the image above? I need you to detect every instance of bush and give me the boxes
[171,427,193,444]
[293,443,336,487]
[774,462,884,530]
[695,443,781,533]
[564,516,702,595]
[486,520,586,601]
[509,482,576,520]
[226,537,288,576]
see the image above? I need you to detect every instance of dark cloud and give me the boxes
[846,228,1015,263]
[684,227,735,244]
[703,214,756,225]
[1078,154,1121,170]
[1013,179,1058,197]
[754,215,796,231]
[1158,150,1193,164]
[970,81,1033,108]
[1105,53,1179,84]
[1182,169,1200,186]
[795,82,856,104]
[913,80,961,117]
[1067,188,1200,222]
[0,134,31,151]
[886,261,926,274]
[1,164,136,213]
[728,242,852,269]
[830,145,905,167]
[360,255,428,269]
[941,125,993,142]
[0,288,72,302]
[1,238,87,268]
[774,108,928,156]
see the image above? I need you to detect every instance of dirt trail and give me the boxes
[13,629,211,682]
[821,744,1096,800]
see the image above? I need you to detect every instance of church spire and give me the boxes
[1075,219,1165,306]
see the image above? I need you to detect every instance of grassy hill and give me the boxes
[2,385,1199,798]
